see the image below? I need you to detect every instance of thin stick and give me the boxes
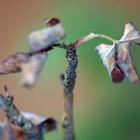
[74,32,118,48]
[60,45,78,140]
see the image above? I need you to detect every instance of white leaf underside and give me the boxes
[120,22,140,44]
[96,22,140,83]
[96,43,115,75]
[96,42,139,83]
[28,24,65,52]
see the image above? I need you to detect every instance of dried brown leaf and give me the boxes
[96,42,139,83]
[96,43,115,75]
[118,42,139,83]
[0,52,29,75]
[20,54,46,87]
[28,22,65,52]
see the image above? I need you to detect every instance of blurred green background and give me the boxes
[0,0,140,140]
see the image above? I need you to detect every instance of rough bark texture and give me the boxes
[0,88,44,140]
[60,46,78,140]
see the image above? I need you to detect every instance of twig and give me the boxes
[60,45,78,140]
[0,86,44,140]
[59,32,117,140]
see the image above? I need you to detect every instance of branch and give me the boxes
[0,87,43,140]
[59,33,116,140]
[0,86,57,140]
[60,45,78,140]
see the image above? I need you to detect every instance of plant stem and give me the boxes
[74,32,118,47]
[60,45,78,140]
[59,32,115,140]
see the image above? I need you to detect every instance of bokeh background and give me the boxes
[0,0,140,140]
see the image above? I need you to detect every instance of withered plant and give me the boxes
[0,18,140,140]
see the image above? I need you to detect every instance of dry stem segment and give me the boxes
[0,89,44,140]
[74,32,117,48]
[60,46,78,140]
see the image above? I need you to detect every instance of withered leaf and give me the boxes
[120,22,140,44]
[0,53,46,87]
[0,18,66,88]
[20,54,46,87]
[0,52,29,75]
[96,42,139,83]
[28,21,65,52]
[96,22,140,83]
[96,43,116,75]
[118,42,139,83]
[0,112,56,140]
[21,112,57,133]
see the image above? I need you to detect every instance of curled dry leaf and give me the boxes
[96,22,140,83]
[28,18,65,52]
[96,43,125,83]
[23,18,65,87]
[0,18,66,88]
[21,112,57,133]
[20,54,46,87]
[0,53,46,87]
[0,88,57,139]
[0,52,28,75]
[21,112,47,126]
[118,42,139,83]
[96,43,115,75]
[39,117,57,133]
[96,42,139,83]
[9,112,56,139]
[0,112,56,140]
[120,22,140,44]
